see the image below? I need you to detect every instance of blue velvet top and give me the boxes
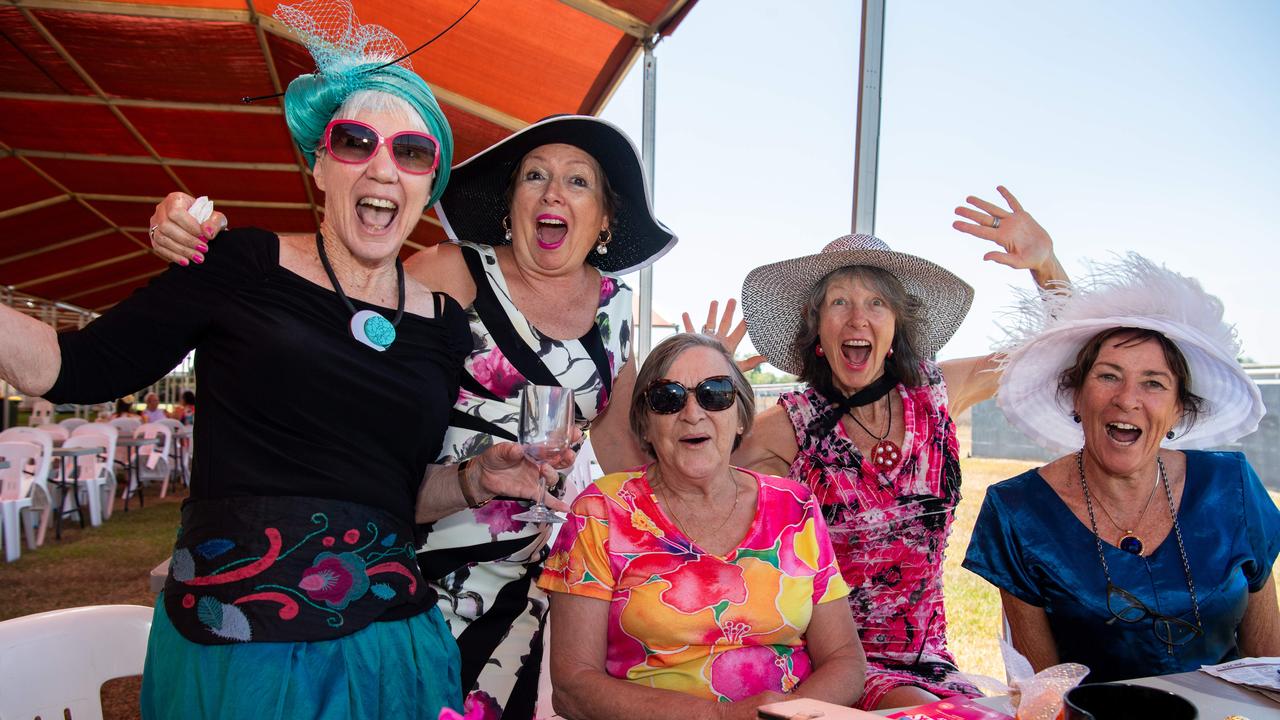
[964,451,1280,682]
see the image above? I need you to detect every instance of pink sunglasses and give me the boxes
[323,119,440,175]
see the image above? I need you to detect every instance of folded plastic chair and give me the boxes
[0,605,152,720]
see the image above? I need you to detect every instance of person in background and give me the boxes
[964,253,1280,681]
[540,333,865,720]
[175,389,196,426]
[140,391,167,423]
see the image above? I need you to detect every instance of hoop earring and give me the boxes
[1072,412,1081,423]
[596,227,612,255]
[501,215,512,242]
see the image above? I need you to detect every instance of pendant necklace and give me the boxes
[848,394,900,472]
[315,232,404,352]
[1077,452,1160,555]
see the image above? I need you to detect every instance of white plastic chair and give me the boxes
[0,442,44,560]
[0,604,152,720]
[71,424,119,520]
[26,399,54,427]
[107,417,140,437]
[133,423,173,499]
[58,417,88,432]
[35,423,69,444]
[0,433,54,549]
[59,436,113,528]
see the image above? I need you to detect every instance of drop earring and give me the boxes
[501,215,512,242]
[596,227,612,255]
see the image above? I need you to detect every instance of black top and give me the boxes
[47,228,470,520]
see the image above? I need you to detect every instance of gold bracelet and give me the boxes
[458,458,492,508]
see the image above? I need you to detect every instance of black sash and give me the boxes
[164,495,432,644]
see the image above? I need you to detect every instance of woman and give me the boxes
[175,389,196,426]
[539,333,865,720]
[0,14,559,718]
[721,189,1065,710]
[147,116,675,717]
[963,254,1280,682]
[140,391,167,422]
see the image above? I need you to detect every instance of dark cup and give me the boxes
[1064,683,1197,720]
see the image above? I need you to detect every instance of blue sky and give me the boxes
[599,1,1280,365]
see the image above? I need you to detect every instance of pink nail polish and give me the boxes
[179,258,189,267]
[192,253,204,264]
[196,243,209,253]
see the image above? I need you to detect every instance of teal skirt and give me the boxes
[141,595,461,720]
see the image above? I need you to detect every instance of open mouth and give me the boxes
[1105,422,1142,444]
[679,435,710,447]
[355,197,399,232]
[535,215,568,249]
[840,339,872,367]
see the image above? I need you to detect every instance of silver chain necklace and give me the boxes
[1076,451,1204,640]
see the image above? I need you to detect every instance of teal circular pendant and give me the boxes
[350,309,395,352]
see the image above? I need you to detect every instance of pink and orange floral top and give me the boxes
[538,468,850,702]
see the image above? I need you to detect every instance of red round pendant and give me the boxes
[870,439,901,472]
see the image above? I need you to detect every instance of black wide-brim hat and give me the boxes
[436,115,677,275]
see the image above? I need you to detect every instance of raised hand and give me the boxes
[953,185,1065,287]
[681,298,766,372]
[147,192,229,266]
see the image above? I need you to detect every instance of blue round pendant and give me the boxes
[350,309,395,352]
[1119,534,1144,555]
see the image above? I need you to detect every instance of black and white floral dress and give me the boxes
[418,241,632,719]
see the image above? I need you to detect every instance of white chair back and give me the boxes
[0,605,152,720]
[0,429,53,497]
[58,417,88,432]
[0,441,41,501]
[61,435,116,523]
[157,418,184,433]
[134,423,173,497]
[107,417,140,436]
[27,399,54,427]
[35,423,69,443]
[71,423,119,471]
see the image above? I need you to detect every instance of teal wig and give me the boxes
[284,61,454,209]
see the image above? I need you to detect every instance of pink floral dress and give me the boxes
[780,361,979,709]
[419,242,632,719]
[538,468,850,701]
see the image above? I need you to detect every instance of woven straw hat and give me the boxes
[741,234,975,375]
[996,253,1263,454]
[436,115,676,275]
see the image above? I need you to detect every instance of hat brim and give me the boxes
[997,316,1264,454]
[436,115,676,275]
[741,246,974,375]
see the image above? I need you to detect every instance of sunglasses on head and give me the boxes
[644,376,737,415]
[323,119,441,175]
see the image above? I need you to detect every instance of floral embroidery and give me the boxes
[299,551,370,610]
[168,498,423,644]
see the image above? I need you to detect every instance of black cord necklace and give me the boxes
[847,394,900,472]
[315,232,405,352]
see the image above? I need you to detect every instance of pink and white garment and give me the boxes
[779,360,980,710]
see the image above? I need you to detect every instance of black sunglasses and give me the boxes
[644,376,737,415]
[1104,582,1203,648]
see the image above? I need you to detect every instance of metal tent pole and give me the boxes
[852,0,886,234]
[637,38,658,363]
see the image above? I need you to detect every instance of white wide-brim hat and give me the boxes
[741,234,975,375]
[996,253,1263,454]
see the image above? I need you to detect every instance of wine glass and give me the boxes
[511,384,574,524]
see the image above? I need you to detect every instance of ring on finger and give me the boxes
[148,225,159,241]
[701,326,716,335]
[991,217,1001,229]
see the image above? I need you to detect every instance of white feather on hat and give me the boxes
[995,253,1263,454]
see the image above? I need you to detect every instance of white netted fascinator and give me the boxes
[995,253,1263,454]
